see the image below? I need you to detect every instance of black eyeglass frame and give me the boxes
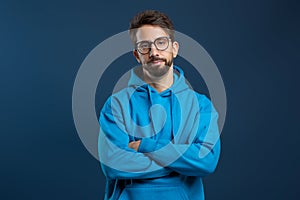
[135,36,171,55]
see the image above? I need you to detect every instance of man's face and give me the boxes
[133,25,179,78]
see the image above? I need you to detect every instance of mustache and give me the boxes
[147,56,167,64]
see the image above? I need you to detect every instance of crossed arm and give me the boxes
[99,96,221,179]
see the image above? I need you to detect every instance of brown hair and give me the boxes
[129,10,175,43]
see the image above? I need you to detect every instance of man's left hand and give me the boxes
[128,140,141,151]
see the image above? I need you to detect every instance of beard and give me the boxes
[142,55,174,77]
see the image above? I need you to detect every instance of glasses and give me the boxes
[135,36,171,55]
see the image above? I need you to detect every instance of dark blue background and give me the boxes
[1,0,299,199]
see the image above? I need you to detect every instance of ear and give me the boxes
[133,50,141,63]
[172,41,179,58]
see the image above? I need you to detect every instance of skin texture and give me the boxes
[128,25,179,151]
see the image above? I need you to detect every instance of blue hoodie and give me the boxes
[98,65,221,200]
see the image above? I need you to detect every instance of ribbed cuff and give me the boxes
[137,138,157,153]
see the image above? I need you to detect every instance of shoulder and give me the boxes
[102,87,135,109]
[191,91,216,112]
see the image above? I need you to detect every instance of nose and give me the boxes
[149,43,159,57]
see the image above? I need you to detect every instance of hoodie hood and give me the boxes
[128,65,190,95]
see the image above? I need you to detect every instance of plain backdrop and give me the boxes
[1,0,299,199]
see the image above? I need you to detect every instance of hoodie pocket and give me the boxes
[118,185,189,200]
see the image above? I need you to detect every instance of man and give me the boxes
[98,10,221,200]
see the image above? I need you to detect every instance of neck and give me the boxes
[142,66,174,93]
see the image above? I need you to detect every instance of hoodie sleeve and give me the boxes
[137,95,221,177]
[98,96,172,180]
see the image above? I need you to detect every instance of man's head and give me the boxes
[129,10,179,78]
[129,10,175,43]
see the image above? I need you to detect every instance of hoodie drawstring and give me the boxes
[147,85,157,139]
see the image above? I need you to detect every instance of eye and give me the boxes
[138,42,150,49]
[155,38,167,46]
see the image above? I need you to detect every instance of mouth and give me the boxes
[148,59,166,65]
[151,60,164,64]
